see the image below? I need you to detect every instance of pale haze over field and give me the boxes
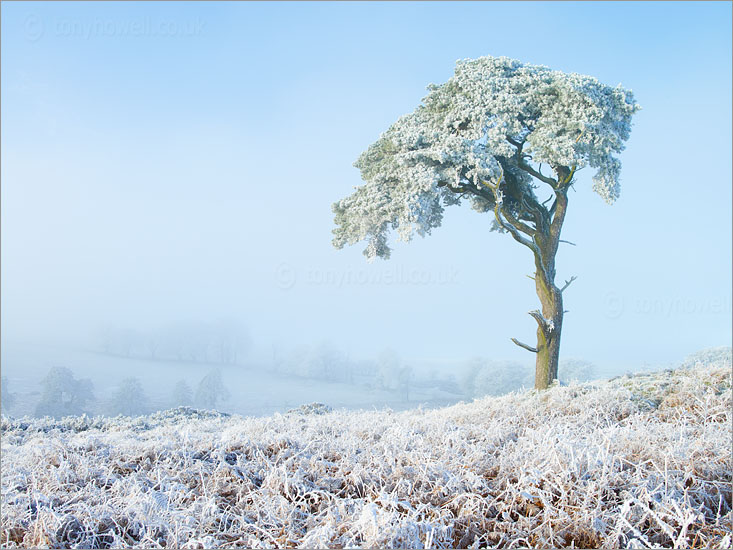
[1,2,731,415]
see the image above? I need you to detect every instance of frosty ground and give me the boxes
[1,358,731,548]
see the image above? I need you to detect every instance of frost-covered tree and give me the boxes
[170,379,194,407]
[459,358,484,399]
[35,367,95,418]
[474,361,532,397]
[1,377,16,412]
[107,377,149,416]
[195,369,230,409]
[376,348,402,390]
[461,358,533,398]
[333,56,639,389]
[559,358,597,383]
[397,365,413,401]
[308,342,350,382]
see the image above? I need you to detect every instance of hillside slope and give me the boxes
[1,360,731,549]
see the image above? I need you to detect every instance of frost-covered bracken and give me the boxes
[2,355,730,549]
[333,56,640,389]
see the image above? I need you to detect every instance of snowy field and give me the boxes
[1,358,731,549]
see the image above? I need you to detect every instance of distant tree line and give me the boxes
[271,342,353,383]
[271,344,420,402]
[25,366,231,418]
[97,320,250,365]
[268,341,597,402]
[271,342,597,403]
[4,353,598,420]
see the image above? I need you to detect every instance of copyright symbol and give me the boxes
[24,14,44,42]
[605,291,624,320]
[276,263,296,290]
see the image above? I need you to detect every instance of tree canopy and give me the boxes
[333,56,640,260]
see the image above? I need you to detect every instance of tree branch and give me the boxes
[485,166,553,284]
[502,207,537,237]
[511,338,538,353]
[559,239,576,246]
[437,179,494,203]
[506,136,559,188]
[497,208,538,252]
[496,143,551,236]
[528,309,551,334]
[517,192,547,237]
[480,174,541,256]
[506,136,523,149]
[518,159,559,188]
[559,275,577,293]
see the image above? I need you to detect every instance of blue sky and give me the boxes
[2,1,731,370]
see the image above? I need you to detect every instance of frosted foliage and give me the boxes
[2,361,730,549]
[333,56,639,259]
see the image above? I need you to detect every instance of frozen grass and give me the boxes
[1,360,731,549]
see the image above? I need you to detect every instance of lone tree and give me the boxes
[108,377,149,417]
[35,367,95,418]
[333,56,639,389]
[170,379,194,408]
[195,368,230,409]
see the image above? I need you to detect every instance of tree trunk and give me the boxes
[488,163,573,390]
[532,187,569,389]
[534,273,563,389]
